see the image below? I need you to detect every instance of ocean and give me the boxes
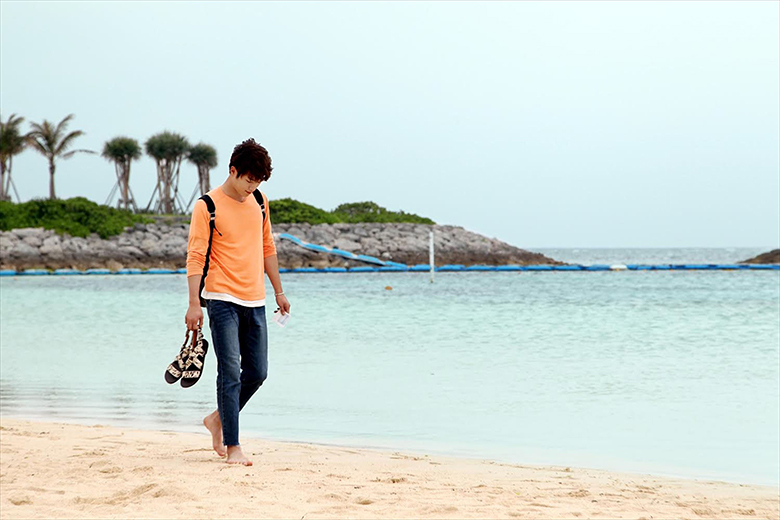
[1,248,778,486]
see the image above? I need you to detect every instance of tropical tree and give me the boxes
[28,114,89,200]
[103,137,142,211]
[0,114,27,201]
[186,143,217,208]
[144,131,190,214]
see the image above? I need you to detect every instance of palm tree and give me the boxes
[144,131,190,214]
[103,137,142,211]
[0,114,27,201]
[186,143,217,209]
[28,114,89,200]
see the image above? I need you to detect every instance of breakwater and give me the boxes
[0,223,556,271]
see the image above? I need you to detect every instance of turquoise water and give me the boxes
[1,264,778,485]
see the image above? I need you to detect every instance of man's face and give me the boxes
[229,167,262,198]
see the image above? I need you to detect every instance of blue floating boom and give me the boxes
[278,232,412,270]
[85,268,111,275]
[583,265,610,271]
[0,269,17,276]
[291,267,320,273]
[303,244,331,253]
[356,254,385,266]
[322,267,348,273]
[349,266,379,273]
[525,265,554,271]
[553,265,583,271]
[330,248,358,259]
[21,269,49,276]
[495,265,523,271]
[278,233,304,245]
[379,265,408,272]
[145,268,175,274]
[115,268,142,275]
[53,269,80,275]
[437,264,466,272]
[409,264,431,272]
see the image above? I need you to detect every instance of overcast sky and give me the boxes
[1,1,778,248]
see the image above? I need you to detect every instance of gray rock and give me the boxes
[13,227,45,239]
[119,245,146,258]
[140,238,159,252]
[62,237,88,253]
[40,242,64,259]
[116,236,136,247]
[22,235,43,248]
[42,235,62,248]
[0,235,16,250]
[332,238,361,252]
[9,241,39,259]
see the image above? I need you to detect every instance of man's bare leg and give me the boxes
[226,445,253,466]
[203,410,227,457]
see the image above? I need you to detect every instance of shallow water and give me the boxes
[1,254,778,485]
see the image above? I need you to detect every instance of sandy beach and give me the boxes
[0,419,777,519]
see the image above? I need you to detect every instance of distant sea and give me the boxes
[1,248,778,486]
[534,246,774,265]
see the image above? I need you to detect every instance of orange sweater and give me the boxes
[186,188,277,305]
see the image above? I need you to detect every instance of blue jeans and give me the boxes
[206,300,268,447]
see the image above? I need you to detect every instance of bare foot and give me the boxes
[203,411,226,457]
[226,445,253,466]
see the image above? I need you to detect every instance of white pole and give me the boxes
[429,229,435,283]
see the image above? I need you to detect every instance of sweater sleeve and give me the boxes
[186,199,210,276]
[262,192,277,258]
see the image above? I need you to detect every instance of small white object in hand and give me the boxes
[273,311,291,328]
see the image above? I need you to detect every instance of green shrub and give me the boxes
[332,201,434,224]
[0,198,153,238]
[270,198,338,224]
[0,197,434,234]
[270,198,434,225]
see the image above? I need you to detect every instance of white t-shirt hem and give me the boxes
[201,288,266,308]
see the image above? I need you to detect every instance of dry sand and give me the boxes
[1,418,777,519]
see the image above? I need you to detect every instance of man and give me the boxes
[185,138,290,466]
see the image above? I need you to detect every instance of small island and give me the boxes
[742,249,780,264]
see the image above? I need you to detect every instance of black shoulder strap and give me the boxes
[202,194,215,215]
[252,190,266,221]
[198,195,216,307]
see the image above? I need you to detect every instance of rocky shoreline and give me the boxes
[742,249,780,264]
[0,223,557,271]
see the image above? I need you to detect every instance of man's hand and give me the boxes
[275,293,291,315]
[185,303,203,331]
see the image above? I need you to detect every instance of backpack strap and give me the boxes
[252,189,266,221]
[198,194,217,307]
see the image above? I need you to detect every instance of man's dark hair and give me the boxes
[229,138,272,182]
